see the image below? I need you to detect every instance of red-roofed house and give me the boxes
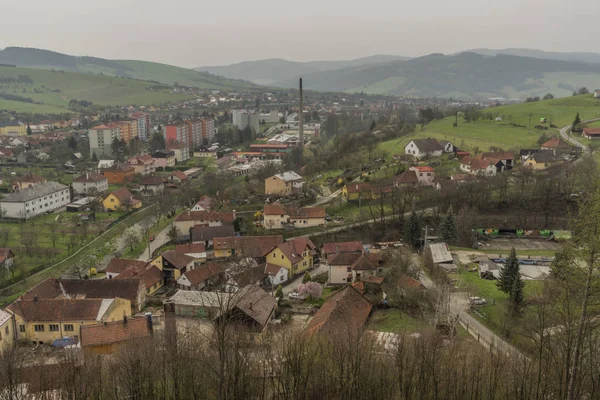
[264,237,317,277]
[321,241,364,259]
[541,137,571,150]
[583,128,600,140]
[191,196,213,212]
[177,262,224,290]
[213,235,284,259]
[459,156,497,176]
[175,243,207,263]
[115,264,164,296]
[105,258,148,279]
[12,173,46,192]
[263,203,326,229]
[408,166,435,186]
[128,155,156,175]
[168,170,188,184]
[327,252,381,284]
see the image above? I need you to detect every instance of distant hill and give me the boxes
[195,55,410,85]
[465,48,600,65]
[0,65,200,114]
[0,47,258,91]
[271,53,600,100]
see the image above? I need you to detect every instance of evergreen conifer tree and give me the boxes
[404,210,422,248]
[302,272,312,284]
[496,247,519,293]
[509,268,525,317]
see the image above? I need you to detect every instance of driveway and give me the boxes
[282,262,328,295]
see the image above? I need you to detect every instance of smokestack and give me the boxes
[299,78,304,149]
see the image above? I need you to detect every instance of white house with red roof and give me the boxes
[408,166,435,186]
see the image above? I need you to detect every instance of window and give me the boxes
[64,324,74,332]
[347,267,352,272]
[34,325,44,332]
[303,261,307,266]
[19,325,25,333]
[427,173,431,176]
[280,275,284,282]
[4,326,8,335]
[49,324,59,332]
[281,255,284,259]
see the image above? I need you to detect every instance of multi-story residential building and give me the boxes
[153,149,176,169]
[232,109,259,134]
[185,120,203,150]
[72,172,109,195]
[128,155,156,175]
[163,123,190,147]
[89,123,122,158]
[0,181,70,219]
[117,121,132,143]
[201,117,215,143]
[0,121,27,136]
[102,163,135,184]
[130,112,151,141]
[264,237,317,277]
[167,142,190,164]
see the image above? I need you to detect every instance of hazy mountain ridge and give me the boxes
[0,47,257,90]
[195,55,410,85]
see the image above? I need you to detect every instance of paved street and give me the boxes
[138,221,172,262]
[559,118,600,152]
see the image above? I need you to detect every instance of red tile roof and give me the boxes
[9,298,108,322]
[180,263,222,286]
[214,235,284,258]
[169,170,188,180]
[263,204,325,219]
[161,251,194,269]
[394,170,419,185]
[583,128,600,135]
[322,241,364,255]
[116,265,163,290]
[306,286,372,336]
[22,278,144,304]
[345,182,372,194]
[108,188,136,203]
[460,156,493,170]
[272,237,317,263]
[72,172,107,183]
[397,274,425,289]
[541,136,571,149]
[410,165,434,172]
[175,243,206,254]
[264,262,285,276]
[81,317,150,347]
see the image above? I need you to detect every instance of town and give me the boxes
[2,25,600,398]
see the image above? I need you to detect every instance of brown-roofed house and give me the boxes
[327,252,380,284]
[215,284,277,334]
[264,237,316,277]
[175,243,207,263]
[322,241,364,258]
[8,297,132,344]
[105,258,148,279]
[583,128,600,139]
[459,156,496,176]
[139,175,165,194]
[103,188,142,211]
[168,170,188,183]
[541,136,571,150]
[12,172,47,192]
[213,235,284,259]
[306,286,372,337]
[177,262,224,290]
[80,316,152,355]
[191,225,236,247]
[175,210,236,233]
[160,250,195,280]
[264,262,289,286]
[263,203,326,229]
[22,277,147,312]
[394,170,419,187]
[72,172,108,195]
[116,264,164,295]
[102,163,135,184]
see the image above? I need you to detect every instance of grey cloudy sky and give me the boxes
[1,0,598,67]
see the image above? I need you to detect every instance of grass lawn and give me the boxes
[366,308,428,334]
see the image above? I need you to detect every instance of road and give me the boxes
[414,255,523,358]
[137,221,172,262]
[559,118,600,152]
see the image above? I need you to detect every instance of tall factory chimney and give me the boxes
[298,78,304,148]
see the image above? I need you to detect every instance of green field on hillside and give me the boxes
[378,94,600,154]
[0,66,197,112]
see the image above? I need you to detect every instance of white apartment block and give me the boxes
[0,182,70,219]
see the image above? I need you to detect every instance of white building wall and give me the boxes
[329,265,351,284]
[1,188,70,219]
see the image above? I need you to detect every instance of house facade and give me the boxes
[404,139,443,159]
[139,176,165,194]
[264,171,304,195]
[263,204,326,229]
[459,156,497,176]
[72,172,109,195]
[409,166,436,186]
[0,310,14,354]
[128,155,156,175]
[328,252,380,284]
[0,181,70,219]
[153,149,176,168]
[8,298,131,344]
[103,188,142,211]
[264,237,316,277]
[174,210,236,233]
[265,262,289,286]
[102,163,135,184]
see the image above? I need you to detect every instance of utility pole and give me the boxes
[455,111,459,127]
[423,225,429,250]
[528,113,532,135]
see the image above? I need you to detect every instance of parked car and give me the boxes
[288,292,306,301]
[469,297,487,306]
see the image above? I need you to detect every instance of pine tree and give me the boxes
[369,120,376,132]
[439,210,457,244]
[572,112,582,131]
[496,247,519,293]
[404,210,421,248]
[91,152,98,162]
[509,268,525,317]
[275,285,283,299]
[302,272,312,284]
[26,123,32,135]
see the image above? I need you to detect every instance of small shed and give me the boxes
[478,259,501,280]
[428,242,456,272]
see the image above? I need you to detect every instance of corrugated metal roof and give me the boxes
[428,242,453,264]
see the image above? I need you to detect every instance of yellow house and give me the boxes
[8,298,131,344]
[0,309,14,354]
[524,152,563,170]
[0,121,27,136]
[265,171,304,195]
[342,182,378,202]
[103,188,142,211]
[264,237,317,277]
[115,264,165,296]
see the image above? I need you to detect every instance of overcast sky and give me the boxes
[1,0,598,67]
